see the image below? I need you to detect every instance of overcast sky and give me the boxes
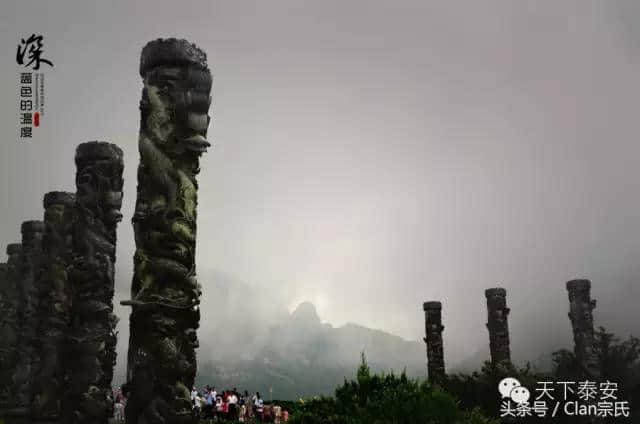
[1,0,639,369]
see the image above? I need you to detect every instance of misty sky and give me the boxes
[1,0,640,370]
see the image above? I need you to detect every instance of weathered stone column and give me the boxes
[64,142,123,424]
[0,262,11,401]
[423,301,445,383]
[11,221,45,421]
[122,38,212,424]
[0,243,22,411]
[485,288,511,365]
[0,262,10,396]
[32,192,75,422]
[566,279,600,379]
[0,261,8,363]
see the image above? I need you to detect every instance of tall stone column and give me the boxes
[0,243,22,411]
[566,279,600,379]
[64,142,123,424]
[32,192,75,422]
[11,221,45,421]
[423,301,445,383]
[0,262,10,394]
[485,288,511,366]
[122,38,212,424]
[0,261,8,356]
[0,262,10,400]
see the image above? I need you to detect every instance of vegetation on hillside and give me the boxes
[287,354,496,424]
[195,328,638,422]
[443,327,639,423]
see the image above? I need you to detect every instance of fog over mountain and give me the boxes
[111,266,488,398]
[114,268,434,397]
[195,270,433,399]
[114,268,525,399]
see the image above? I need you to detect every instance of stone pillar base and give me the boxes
[31,414,59,424]
[0,406,31,424]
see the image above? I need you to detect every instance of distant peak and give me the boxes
[291,301,321,325]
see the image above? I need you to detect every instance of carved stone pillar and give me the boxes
[0,262,8,386]
[11,221,45,421]
[485,288,511,365]
[423,301,445,383]
[32,192,75,422]
[0,243,22,411]
[566,279,600,379]
[122,38,212,424]
[64,142,123,424]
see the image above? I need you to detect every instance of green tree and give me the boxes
[290,353,496,424]
[443,327,639,423]
[443,360,541,421]
[553,327,640,420]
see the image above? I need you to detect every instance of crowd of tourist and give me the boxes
[191,386,290,423]
[111,385,290,423]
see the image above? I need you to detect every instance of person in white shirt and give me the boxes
[193,394,202,418]
[228,392,239,419]
[255,392,264,421]
[228,393,238,405]
[215,395,223,419]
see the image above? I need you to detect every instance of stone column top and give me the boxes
[7,243,22,255]
[567,279,591,291]
[140,38,209,76]
[423,301,442,311]
[485,287,506,298]
[21,220,45,233]
[75,141,123,162]
[43,191,75,208]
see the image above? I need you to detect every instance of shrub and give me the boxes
[290,353,496,424]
